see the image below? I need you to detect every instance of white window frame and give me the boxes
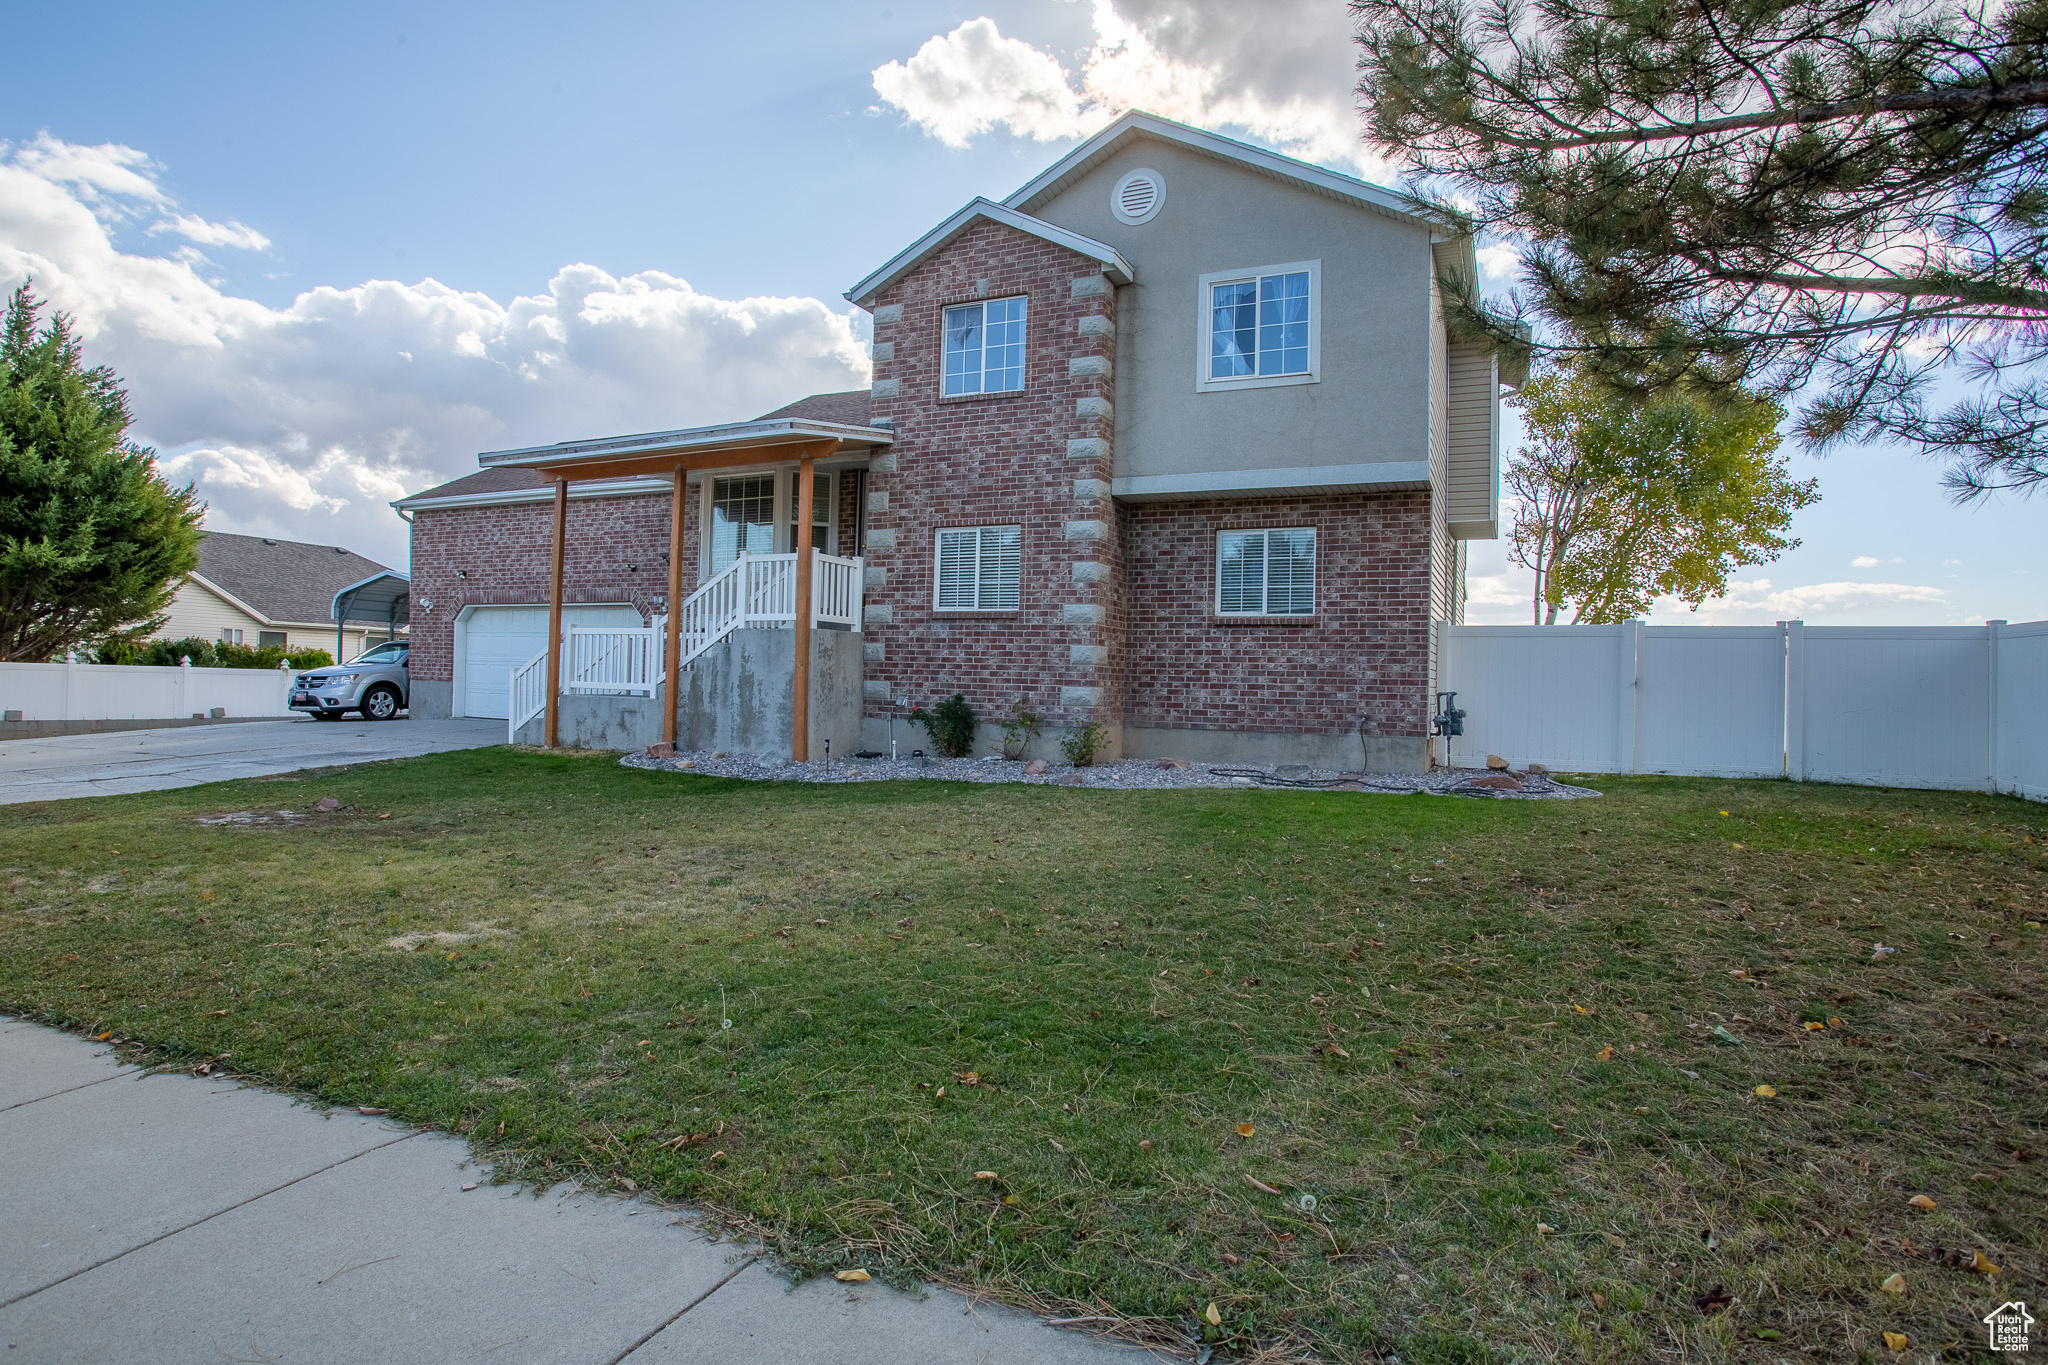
[1194,260,1321,393]
[932,525,1023,613]
[698,468,837,577]
[941,296,1029,397]
[1214,527,1317,617]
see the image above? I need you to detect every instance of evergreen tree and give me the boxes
[0,283,204,661]
[1356,0,2048,497]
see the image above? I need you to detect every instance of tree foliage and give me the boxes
[0,284,203,661]
[1355,0,2048,497]
[1507,365,1819,622]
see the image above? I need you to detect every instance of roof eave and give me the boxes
[844,198,1135,308]
[1001,110,1431,231]
[475,418,895,471]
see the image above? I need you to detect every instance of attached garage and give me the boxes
[456,604,643,719]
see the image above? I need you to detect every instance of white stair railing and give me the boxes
[509,549,867,742]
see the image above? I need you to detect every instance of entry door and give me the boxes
[459,604,642,719]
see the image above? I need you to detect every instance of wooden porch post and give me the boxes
[544,476,567,748]
[663,466,686,747]
[792,455,815,763]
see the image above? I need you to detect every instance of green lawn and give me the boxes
[2,750,2043,1362]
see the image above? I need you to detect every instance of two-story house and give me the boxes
[395,112,1519,771]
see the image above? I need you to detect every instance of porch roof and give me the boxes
[476,416,893,482]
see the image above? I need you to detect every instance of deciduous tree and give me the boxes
[1508,365,1819,622]
[0,284,203,661]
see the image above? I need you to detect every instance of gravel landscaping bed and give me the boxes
[619,748,1601,798]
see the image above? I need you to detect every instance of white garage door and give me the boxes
[459,604,643,719]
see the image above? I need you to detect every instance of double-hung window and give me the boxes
[934,525,1022,611]
[1216,528,1316,617]
[1196,261,1320,392]
[942,297,1027,396]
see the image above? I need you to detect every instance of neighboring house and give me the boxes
[395,111,1521,771]
[156,532,406,661]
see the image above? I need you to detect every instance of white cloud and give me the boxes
[870,1,1393,179]
[0,138,871,570]
[150,213,271,251]
[1851,555,1880,567]
[1666,578,1949,625]
[1474,243,1521,280]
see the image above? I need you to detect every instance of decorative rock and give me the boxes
[1469,772,1523,790]
[1155,758,1189,770]
[646,742,675,759]
[1527,763,1549,775]
[712,751,727,759]
[1055,771,1085,786]
[679,759,695,769]
[1486,754,1510,770]
[314,797,341,813]
[1024,759,1048,775]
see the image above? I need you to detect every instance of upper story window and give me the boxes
[943,297,1027,396]
[934,525,1022,611]
[1196,261,1321,393]
[1216,528,1316,617]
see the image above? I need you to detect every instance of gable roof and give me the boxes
[1003,110,1433,231]
[191,532,400,627]
[844,198,1135,308]
[757,389,872,426]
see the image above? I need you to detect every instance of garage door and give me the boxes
[459,604,644,719]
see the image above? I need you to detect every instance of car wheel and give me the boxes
[361,685,401,721]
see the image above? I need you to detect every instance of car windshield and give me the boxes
[350,642,408,665]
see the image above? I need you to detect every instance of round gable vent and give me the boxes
[1111,168,1165,226]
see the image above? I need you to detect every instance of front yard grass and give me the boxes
[2,749,2043,1362]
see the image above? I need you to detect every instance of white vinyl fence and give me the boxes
[1437,619,2046,800]
[0,659,294,723]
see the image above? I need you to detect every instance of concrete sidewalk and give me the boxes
[0,717,504,805]
[0,1020,1143,1364]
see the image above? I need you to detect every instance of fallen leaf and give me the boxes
[1804,1021,1826,1031]
[974,1171,997,1180]
[1204,1302,1222,1326]
[1972,1251,2001,1275]
[1880,1272,1906,1295]
[1907,1194,1937,1211]
[1139,1139,1152,1150]
[1537,1223,1555,1235]
[1235,1122,1255,1138]
[1882,1330,1908,1351]
[956,1071,980,1085]
[200,890,215,900]
[205,1009,228,1017]
[461,1182,478,1191]
[1729,969,1749,979]
[835,1269,871,1283]
[1595,1045,1614,1061]
[1244,1174,1283,1195]
[1600,1231,1625,1248]
[617,1177,636,1192]
[1754,1084,1778,1098]
[94,1031,113,1041]
[1693,1284,1732,1314]
[1222,1253,1240,1266]
[709,1150,725,1160]
[357,1106,389,1116]
[1591,1292,1608,1309]
[935,1086,945,1099]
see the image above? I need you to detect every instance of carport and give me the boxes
[331,572,410,662]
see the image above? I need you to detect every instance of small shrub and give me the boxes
[1060,720,1108,768]
[285,647,334,670]
[998,694,1043,760]
[911,693,977,758]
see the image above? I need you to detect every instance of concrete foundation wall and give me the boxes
[516,629,863,759]
[410,679,453,721]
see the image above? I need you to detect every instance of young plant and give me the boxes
[998,694,1043,760]
[910,693,977,759]
[1059,720,1107,768]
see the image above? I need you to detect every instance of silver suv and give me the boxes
[291,641,410,721]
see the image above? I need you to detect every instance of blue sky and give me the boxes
[1,0,2038,625]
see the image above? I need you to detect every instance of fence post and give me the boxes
[63,654,77,722]
[1987,621,2005,794]
[1616,621,1642,774]
[176,656,191,720]
[1783,620,1805,781]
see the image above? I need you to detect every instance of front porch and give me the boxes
[474,413,892,757]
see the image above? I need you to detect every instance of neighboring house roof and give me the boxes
[189,532,401,627]
[757,390,872,426]
[844,198,1136,308]
[1003,110,1435,231]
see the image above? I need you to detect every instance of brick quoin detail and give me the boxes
[1121,493,1434,740]
[863,219,1121,731]
[408,495,672,684]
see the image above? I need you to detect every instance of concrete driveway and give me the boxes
[0,717,506,805]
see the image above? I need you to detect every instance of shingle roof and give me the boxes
[399,465,555,503]
[193,532,401,626]
[755,390,873,426]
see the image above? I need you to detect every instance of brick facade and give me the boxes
[1120,493,1433,741]
[861,219,1125,741]
[408,494,672,685]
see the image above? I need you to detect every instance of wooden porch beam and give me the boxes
[543,475,567,748]
[792,455,815,764]
[519,438,847,486]
[663,470,685,748]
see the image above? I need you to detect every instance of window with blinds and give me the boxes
[710,474,776,573]
[1216,528,1316,616]
[934,525,1022,611]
